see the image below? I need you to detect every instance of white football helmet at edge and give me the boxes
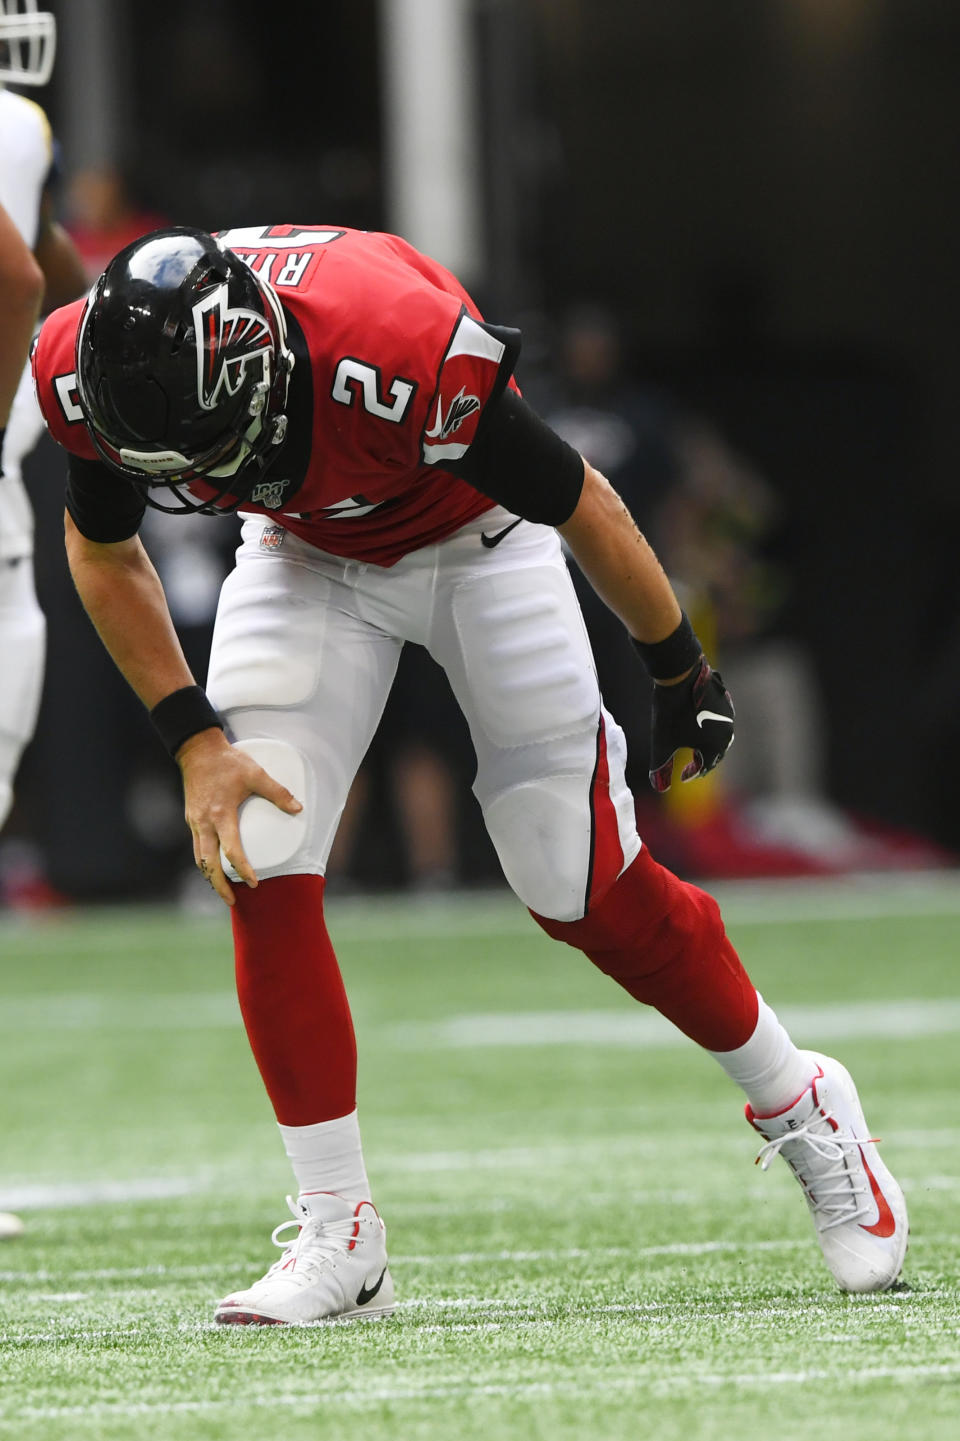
[0,0,56,87]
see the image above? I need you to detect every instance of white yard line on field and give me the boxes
[0,1239,805,1284]
[2,1146,958,1216]
[7,1232,958,1289]
[0,1263,226,1284]
[8,1359,960,1422]
[0,1176,209,1211]
[2,991,959,1046]
[388,996,960,1049]
[394,1238,812,1264]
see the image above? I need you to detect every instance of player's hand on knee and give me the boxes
[648,657,735,792]
[176,731,303,905]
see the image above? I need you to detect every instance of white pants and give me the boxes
[0,557,46,829]
[0,361,44,564]
[206,509,641,921]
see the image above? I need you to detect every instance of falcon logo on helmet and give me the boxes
[193,284,274,414]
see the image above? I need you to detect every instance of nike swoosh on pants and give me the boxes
[480,518,522,549]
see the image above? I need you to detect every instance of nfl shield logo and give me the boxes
[259,525,286,551]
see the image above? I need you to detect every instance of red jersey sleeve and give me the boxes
[31,298,98,460]
[419,310,520,469]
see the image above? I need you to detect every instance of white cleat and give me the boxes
[746,1050,908,1293]
[214,1191,394,1326]
[0,1212,24,1240]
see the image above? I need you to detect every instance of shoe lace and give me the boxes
[263,1196,358,1278]
[755,1114,879,1230]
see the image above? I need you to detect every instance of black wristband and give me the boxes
[630,612,703,681]
[150,685,224,758]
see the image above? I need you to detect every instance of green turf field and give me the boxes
[1,874,958,1440]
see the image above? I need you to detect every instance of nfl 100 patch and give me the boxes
[259,525,287,551]
[250,478,291,509]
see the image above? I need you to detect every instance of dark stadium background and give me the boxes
[15,0,960,898]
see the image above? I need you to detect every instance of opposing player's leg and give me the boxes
[204,524,400,1324]
[0,485,46,831]
[429,519,907,1293]
[1,378,49,1239]
[0,558,45,830]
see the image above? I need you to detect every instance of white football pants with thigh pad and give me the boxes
[0,557,46,829]
[206,510,640,918]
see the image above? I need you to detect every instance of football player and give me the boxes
[0,197,42,1242]
[1,0,85,1240]
[0,0,89,831]
[32,222,908,1322]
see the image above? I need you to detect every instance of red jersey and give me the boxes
[32,225,520,566]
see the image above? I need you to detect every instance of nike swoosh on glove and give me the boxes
[649,657,735,792]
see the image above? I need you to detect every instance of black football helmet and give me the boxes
[75,227,294,514]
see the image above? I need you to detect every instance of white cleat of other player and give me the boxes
[747,1050,908,1293]
[215,1191,394,1326]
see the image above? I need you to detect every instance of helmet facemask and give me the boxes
[0,1,56,87]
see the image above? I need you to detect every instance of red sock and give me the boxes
[231,874,357,1125]
[531,845,758,1051]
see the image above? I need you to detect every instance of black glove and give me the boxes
[648,656,735,792]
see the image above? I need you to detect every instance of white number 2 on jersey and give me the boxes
[331,358,416,423]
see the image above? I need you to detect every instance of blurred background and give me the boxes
[5,0,960,906]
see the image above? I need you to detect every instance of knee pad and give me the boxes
[482,774,596,922]
[220,738,311,880]
[480,708,640,922]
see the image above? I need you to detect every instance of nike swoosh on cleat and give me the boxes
[858,1149,897,1238]
[356,1267,388,1307]
[480,518,522,549]
[695,709,735,728]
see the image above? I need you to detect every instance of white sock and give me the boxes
[708,993,817,1115]
[278,1108,372,1201]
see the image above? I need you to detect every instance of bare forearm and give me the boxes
[34,217,89,311]
[558,460,681,644]
[64,514,195,707]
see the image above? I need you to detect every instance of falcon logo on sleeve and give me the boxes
[193,283,274,412]
[422,313,510,466]
[426,386,482,443]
